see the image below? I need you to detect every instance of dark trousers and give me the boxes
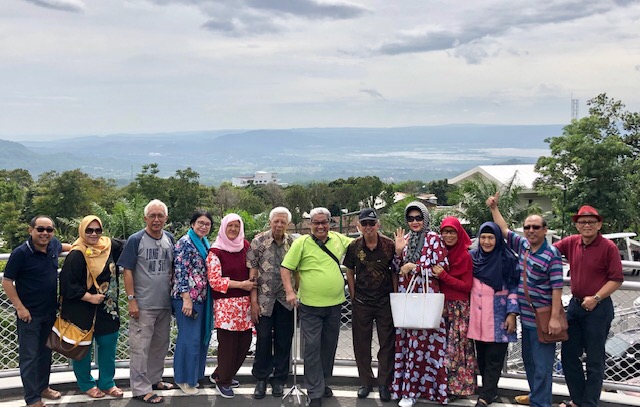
[214,328,252,387]
[299,303,341,399]
[18,312,55,405]
[252,301,294,384]
[561,297,614,407]
[475,341,508,403]
[352,299,395,387]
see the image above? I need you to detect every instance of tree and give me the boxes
[535,94,636,234]
[285,185,311,232]
[132,163,170,203]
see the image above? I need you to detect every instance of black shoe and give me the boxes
[253,380,267,399]
[323,386,333,398]
[378,386,392,402]
[271,383,284,397]
[310,398,322,407]
[357,386,372,399]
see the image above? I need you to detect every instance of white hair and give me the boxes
[269,206,292,223]
[309,207,331,221]
[144,199,168,216]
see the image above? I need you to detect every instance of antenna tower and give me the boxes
[571,97,579,121]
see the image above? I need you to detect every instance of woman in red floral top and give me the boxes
[207,213,257,398]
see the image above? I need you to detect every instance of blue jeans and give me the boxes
[72,330,119,392]
[561,297,614,407]
[17,312,56,405]
[521,326,555,407]
[172,299,208,387]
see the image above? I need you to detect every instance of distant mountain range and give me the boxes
[0,124,565,185]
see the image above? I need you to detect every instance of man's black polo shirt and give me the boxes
[4,237,62,317]
[343,234,395,304]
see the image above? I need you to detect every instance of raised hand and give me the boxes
[395,228,407,254]
[486,191,500,209]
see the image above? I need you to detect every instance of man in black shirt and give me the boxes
[343,208,397,402]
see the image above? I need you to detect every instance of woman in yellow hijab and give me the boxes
[59,215,124,399]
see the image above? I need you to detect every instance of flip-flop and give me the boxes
[41,388,61,400]
[134,394,164,404]
[85,387,106,398]
[152,382,175,391]
[558,401,576,407]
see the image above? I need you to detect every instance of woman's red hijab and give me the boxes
[439,216,472,269]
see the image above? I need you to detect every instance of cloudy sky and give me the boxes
[2,0,639,140]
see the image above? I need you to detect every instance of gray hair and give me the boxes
[309,207,331,221]
[269,206,292,223]
[144,199,168,217]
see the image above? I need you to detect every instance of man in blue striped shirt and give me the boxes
[488,193,564,407]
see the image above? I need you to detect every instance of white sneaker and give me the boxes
[177,383,199,395]
[398,397,416,407]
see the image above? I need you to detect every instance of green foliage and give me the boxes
[535,93,638,234]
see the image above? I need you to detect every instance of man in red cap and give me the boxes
[554,205,623,407]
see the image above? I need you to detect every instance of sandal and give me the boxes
[475,398,489,407]
[559,401,576,407]
[152,381,175,391]
[103,386,124,398]
[134,393,164,404]
[41,387,61,400]
[85,387,106,398]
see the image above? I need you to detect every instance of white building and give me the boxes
[232,171,278,187]
[448,164,551,212]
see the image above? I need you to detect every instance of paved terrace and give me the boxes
[1,366,638,407]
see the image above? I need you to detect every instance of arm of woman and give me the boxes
[60,251,104,304]
[207,252,229,293]
[173,239,193,296]
[436,255,473,293]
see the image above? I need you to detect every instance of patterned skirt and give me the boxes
[444,300,478,396]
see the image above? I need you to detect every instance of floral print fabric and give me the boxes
[207,254,253,331]
[172,234,209,302]
[391,231,449,403]
[443,300,478,396]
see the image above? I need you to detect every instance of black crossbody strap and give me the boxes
[311,235,341,267]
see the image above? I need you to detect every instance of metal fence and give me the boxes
[2,253,640,394]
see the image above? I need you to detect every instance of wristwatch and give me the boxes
[127,294,136,301]
[594,294,602,302]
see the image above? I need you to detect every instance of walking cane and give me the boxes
[281,302,310,406]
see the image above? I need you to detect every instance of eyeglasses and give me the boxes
[195,221,211,228]
[85,227,103,235]
[146,213,166,219]
[576,220,599,225]
[441,230,457,235]
[34,226,55,233]
[406,215,424,222]
[311,220,329,226]
[360,220,377,227]
[523,225,543,231]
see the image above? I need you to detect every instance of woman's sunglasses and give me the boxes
[406,215,424,222]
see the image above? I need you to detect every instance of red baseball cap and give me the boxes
[571,205,603,223]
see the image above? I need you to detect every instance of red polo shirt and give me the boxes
[554,234,623,298]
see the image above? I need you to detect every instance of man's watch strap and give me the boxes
[127,294,136,301]
[594,294,602,302]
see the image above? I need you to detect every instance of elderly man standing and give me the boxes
[118,199,175,404]
[281,207,353,407]
[2,216,70,407]
[488,193,564,407]
[247,207,296,399]
[343,208,396,402]
[555,205,623,407]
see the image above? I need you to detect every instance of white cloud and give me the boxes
[23,0,85,13]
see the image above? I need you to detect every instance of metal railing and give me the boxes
[2,252,640,394]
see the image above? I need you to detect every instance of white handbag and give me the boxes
[390,270,445,330]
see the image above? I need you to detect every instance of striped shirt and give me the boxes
[506,231,564,329]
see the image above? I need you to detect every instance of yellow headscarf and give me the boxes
[71,215,111,291]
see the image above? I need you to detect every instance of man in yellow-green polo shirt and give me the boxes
[281,207,353,407]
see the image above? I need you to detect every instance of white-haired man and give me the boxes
[247,207,297,399]
[280,207,353,407]
[118,199,175,404]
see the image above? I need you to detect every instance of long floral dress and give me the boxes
[391,231,449,404]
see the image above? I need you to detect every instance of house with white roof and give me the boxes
[232,171,279,187]
[448,164,551,212]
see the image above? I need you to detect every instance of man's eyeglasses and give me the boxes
[147,213,166,219]
[360,220,377,227]
[406,215,424,222]
[523,225,543,231]
[34,226,55,233]
[311,220,329,226]
[85,227,103,235]
[576,220,599,226]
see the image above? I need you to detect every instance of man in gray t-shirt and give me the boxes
[118,199,175,403]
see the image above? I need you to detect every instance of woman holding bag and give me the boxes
[58,215,123,399]
[391,201,448,407]
[467,222,519,407]
[432,216,477,400]
[171,210,214,395]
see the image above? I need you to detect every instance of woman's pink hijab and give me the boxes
[213,213,245,252]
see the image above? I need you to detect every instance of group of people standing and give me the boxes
[1,195,623,407]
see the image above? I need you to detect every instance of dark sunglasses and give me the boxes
[523,225,543,231]
[360,220,377,227]
[34,226,55,233]
[406,215,424,222]
[85,227,103,235]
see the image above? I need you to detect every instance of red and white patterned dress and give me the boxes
[206,254,253,332]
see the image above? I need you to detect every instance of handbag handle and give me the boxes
[521,250,536,309]
[405,266,429,294]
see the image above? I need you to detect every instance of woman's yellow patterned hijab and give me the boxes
[71,215,111,290]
